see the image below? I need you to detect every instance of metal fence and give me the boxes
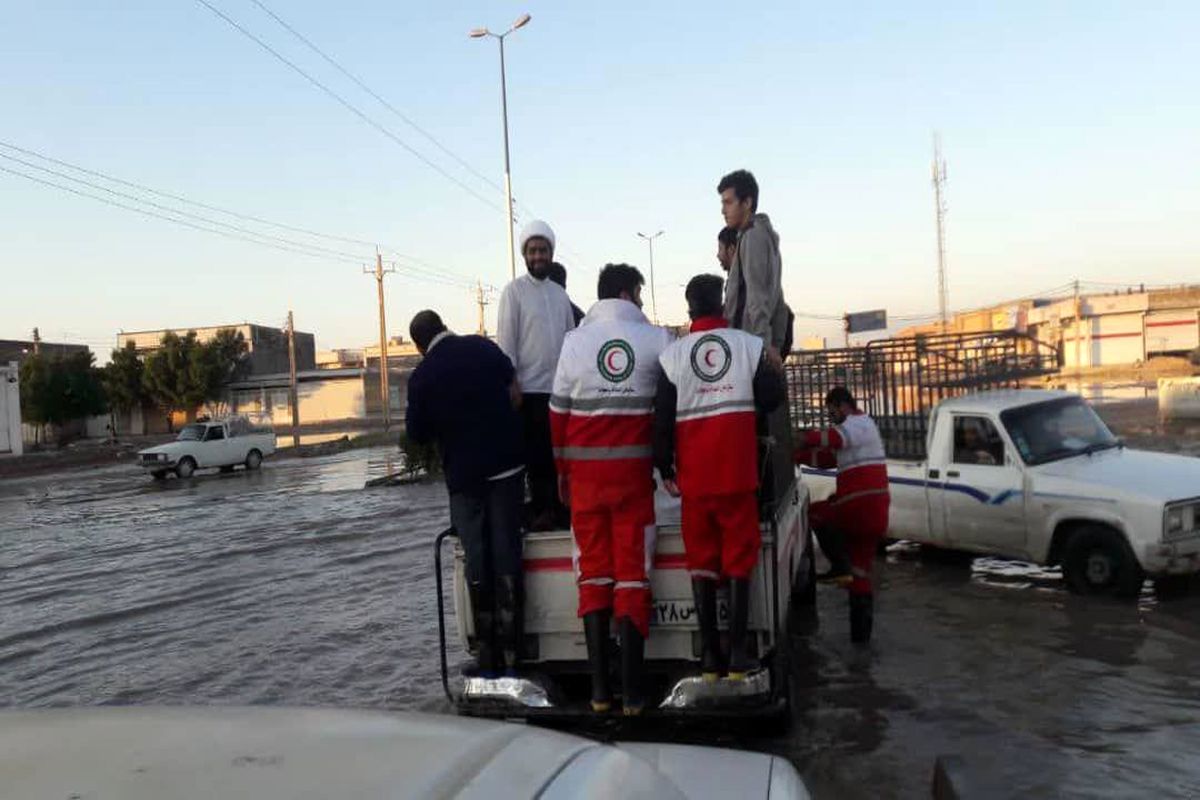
[786,331,1060,459]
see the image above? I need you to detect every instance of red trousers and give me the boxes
[810,495,890,596]
[571,483,656,637]
[681,491,761,580]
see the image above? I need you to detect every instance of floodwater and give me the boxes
[3,448,1200,799]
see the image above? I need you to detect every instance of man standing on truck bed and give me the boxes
[549,263,671,715]
[717,170,790,368]
[794,387,890,644]
[405,310,526,677]
[654,274,786,680]
[497,220,577,531]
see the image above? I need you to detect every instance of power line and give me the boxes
[0,141,479,288]
[232,0,592,273]
[192,0,504,213]
[246,0,501,195]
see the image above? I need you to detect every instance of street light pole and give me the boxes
[637,230,664,324]
[471,13,531,281]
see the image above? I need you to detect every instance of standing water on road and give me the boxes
[4,448,1200,798]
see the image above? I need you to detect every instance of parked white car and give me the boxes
[138,417,275,480]
[802,390,1200,597]
[0,706,810,799]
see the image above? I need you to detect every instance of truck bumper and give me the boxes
[1142,537,1200,575]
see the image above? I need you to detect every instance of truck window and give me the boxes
[204,426,225,442]
[952,416,1004,466]
[1001,397,1118,465]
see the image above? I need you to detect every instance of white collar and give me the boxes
[582,298,650,326]
[426,331,452,353]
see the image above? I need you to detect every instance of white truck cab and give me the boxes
[138,417,276,480]
[803,390,1200,597]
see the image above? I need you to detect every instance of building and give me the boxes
[226,363,411,428]
[0,337,90,367]
[895,285,1200,369]
[1,362,21,456]
[117,323,315,376]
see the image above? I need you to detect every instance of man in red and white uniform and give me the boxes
[794,386,890,644]
[549,263,672,715]
[654,275,785,680]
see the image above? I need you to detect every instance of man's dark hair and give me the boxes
[825,386,856,408]
[685,274,724,320]
[547,261,567,288]
[717,169,759,212]
[409,309,447,352]
[597,263,644,301]
[718,226,739,248]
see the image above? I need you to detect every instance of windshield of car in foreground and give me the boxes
[176,424,207,442]
[1001,398,1119,465]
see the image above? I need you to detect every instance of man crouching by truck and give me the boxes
[794,387,890,644]
[654,274,786,681]
[549,263,672,715]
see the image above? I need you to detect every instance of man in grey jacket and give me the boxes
[717,169,789,369]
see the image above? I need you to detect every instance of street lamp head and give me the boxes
[469,27,489,39]
[655,230,664,237]
[511,13,532,31]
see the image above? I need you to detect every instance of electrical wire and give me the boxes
[0,142,480,288]
[192,0,504,213]
[245,0,501,195]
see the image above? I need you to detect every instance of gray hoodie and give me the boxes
[724,213,789,350]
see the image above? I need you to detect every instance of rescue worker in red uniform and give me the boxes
[654,275,786,680]
[549,263,672,714]
[794,387,890,643]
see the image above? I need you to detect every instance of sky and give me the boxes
[2,0,1198,359]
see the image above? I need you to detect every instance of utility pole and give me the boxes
[637,230,664,324]
[364,253,396,430]
[931,134,949,332]
[474,281,493,336]
[32,327,41,355]
[1073,278,1082,374]
[286,310,299,448]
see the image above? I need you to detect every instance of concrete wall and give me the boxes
[118,324,316,376]
[0,363,21,456]
[230,375,366,425]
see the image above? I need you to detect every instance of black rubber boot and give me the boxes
[619,617,645,716]
[583,610,612,712]
[849,593,874,644]
[727,578,759,679]
[496,574,523,676]
[814,525,852,584]
[691,577,721,681]
[466,582,497,677]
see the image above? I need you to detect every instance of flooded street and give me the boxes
[4,449,1200,798]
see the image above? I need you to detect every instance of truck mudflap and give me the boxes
[432,481,808,723]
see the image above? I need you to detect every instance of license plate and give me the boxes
[650,598,729,628]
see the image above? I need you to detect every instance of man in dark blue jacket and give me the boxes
[406,310,525,676]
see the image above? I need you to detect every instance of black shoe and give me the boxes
[849,593,874,644]
[466,581,497,677]
[619,617,645,716]
[496,574,523,676]
[727,578,759,679]
[583,610,612,712]
[691,577,721,681]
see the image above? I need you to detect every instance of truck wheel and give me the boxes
[175,457,197,479]
[245,449,263,471]
[1063,527,1144,599]
[792,528,817,608]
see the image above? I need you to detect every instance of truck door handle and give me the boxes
[928,470,939,479]
[946,470,960,478]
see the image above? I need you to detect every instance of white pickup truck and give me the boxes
[802,390,1200,597]
[138,417,276,480]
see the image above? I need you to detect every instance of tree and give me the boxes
[103,341,146,420]
[142,329,250,428]
[19,351,107,443]
[143,331,201,430]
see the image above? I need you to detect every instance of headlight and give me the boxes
[1164,502,1199,540]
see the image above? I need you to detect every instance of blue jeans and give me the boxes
[449,471,525,590]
